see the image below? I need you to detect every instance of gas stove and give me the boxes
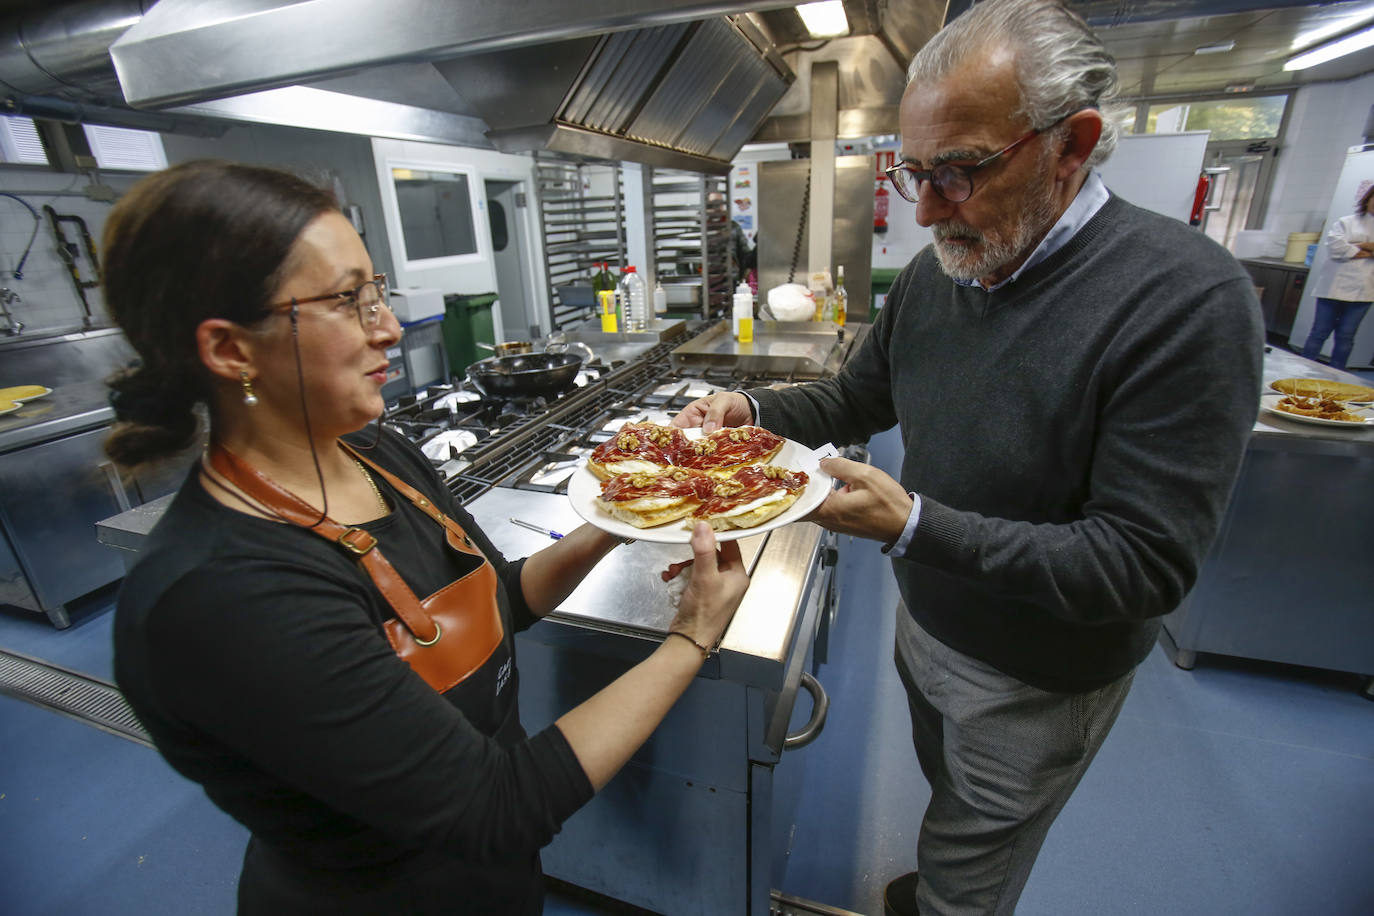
[380,326,863,505]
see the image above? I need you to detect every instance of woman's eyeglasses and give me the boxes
[885,115,1070,204]
[266,274,390,331]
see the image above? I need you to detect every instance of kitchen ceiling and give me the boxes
[747,0,1374,142]
[1081,0,1374,97]
[0,0,1371,151]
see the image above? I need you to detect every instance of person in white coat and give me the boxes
[1301,183,1374,370]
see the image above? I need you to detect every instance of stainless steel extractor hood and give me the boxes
[433,17,794,173]
[97,0,797,172]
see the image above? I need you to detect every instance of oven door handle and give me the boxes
[783,671,829,750]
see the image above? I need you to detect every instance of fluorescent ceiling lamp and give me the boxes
[1285,24,1374,70]
[797,1,849,38]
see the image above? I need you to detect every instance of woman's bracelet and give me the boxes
[666,630,711,660]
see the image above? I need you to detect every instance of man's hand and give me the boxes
[671,392,754,433]
[806,456,914,544]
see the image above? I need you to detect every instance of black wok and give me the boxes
[465,352,583,398]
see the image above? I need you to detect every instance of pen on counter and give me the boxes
[510,517,563,539]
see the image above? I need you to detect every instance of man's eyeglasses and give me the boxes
[266,274,390,332]
[885,116,1067,204]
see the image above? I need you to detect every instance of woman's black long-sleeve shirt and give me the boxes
[113,428,594,910]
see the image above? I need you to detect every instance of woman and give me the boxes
[1301,183,1374,370]
[103,160,749,914]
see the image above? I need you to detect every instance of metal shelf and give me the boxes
[646,168,731,318]
[536,157,627,330]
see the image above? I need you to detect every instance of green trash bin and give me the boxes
[871,268,902,313]
[442,292,498,375]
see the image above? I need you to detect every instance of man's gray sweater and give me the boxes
[751,194,1264,692]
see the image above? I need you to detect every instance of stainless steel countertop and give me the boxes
[564,317,688,347]
[95,493,175,553]
[0,381,115,453]
[1254,349,1374,448]
[670,320,860,378]
[466,488,824,688]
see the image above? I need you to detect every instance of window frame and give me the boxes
[1121,91,1293,233]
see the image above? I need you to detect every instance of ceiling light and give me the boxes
[1194,41,1235,55]
[1285,24,1374,70]
[796,1,849,38]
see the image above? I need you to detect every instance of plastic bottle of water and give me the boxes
[619,266,648,331]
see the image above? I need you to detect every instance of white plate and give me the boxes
[1260,394,1373,427]
[567,433,836,544]
[2,386,52,402]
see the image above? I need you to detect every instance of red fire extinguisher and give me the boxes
[875,151,894,235]
[875,181,890,235]
[1189,172,1211,227]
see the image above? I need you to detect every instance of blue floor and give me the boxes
[4,425,1373,915]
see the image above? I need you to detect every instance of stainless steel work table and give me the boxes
[465,487,834,914]
[1160,349,1374,693]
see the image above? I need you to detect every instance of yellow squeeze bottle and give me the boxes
[738,315,753,343]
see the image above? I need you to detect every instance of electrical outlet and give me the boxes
[84,183,117,202]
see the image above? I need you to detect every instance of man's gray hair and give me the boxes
[907,0,1125,167]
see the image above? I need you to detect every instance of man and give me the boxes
[673,0,1263,913]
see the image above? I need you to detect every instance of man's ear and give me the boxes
[1055,109,1104,179]
[196,318,256,383]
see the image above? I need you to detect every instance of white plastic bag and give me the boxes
[765,283,816,322]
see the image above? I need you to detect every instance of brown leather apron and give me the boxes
[208,442,504,693]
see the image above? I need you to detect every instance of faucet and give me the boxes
[0,287,22,335]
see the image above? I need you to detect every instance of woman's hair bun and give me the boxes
[105,365,203,467]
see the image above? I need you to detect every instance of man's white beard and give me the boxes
[932,153,1059,284]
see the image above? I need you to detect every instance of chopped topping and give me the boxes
[692,439,718,455]
[617,433,640,451]
[728,428,753,442]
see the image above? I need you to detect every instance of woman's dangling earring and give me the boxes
[240,370,259,407]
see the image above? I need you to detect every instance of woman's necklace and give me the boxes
[355,458,388,514]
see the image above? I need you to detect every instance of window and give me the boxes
[390,168,478,261]
[81,124,168,171]
[1144,96,1286,141]
[1136,95,1289,250]
[0,115,50,165]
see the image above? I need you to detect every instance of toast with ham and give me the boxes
[676,425,785,475]
[587,422,691,480]
[596,467,715,528]
[694,465,809,530]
